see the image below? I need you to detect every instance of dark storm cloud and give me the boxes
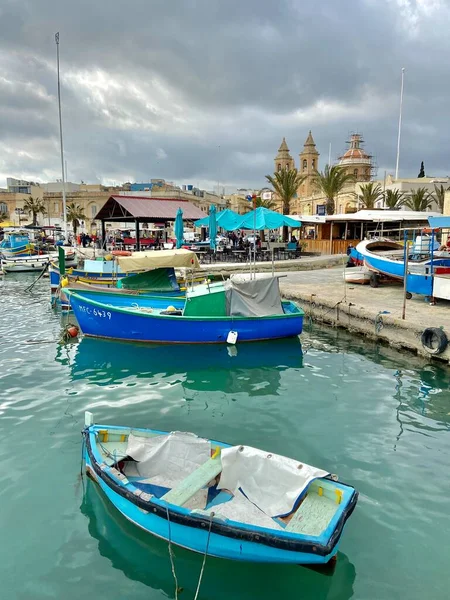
[0,0,449,188]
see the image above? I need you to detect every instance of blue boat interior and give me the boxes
[91,425,353,543]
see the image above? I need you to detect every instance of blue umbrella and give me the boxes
[209,205,217,251]
[174,207,184,249]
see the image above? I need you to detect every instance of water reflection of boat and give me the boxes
[81,478,356,599]
[69,336,304,396]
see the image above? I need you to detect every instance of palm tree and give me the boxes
[23,196,46,226]
[244,196,277,212]
[67,202,87,236]
[265,169,306,240]
[312,165,355,215]
[433,184,449,213]
[384,189,406,210]
[243,194,277,242]
[404,188,434,212]
[359,182,383,209]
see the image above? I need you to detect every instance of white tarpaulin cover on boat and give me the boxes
[223,277,283,317]
[200,490,284,530]
[218,445,329,517]
[116,249,200,273]
[126,431,211,485]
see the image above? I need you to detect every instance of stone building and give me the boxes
[0,177,225,231]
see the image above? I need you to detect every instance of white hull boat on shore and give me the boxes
[344,267,371,285]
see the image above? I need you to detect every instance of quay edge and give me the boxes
[280,287,450,365]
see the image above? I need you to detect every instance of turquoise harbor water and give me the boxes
[1,275,450,600]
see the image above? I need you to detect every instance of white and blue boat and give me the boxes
[355,237,450,296]
[83,411,358,564]
[66,276,304,344]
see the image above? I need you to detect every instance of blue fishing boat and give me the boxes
[66,276,304,343]
[0,231,36,257]
[49,258,127,293]
[83,411,358,564]
[50,248,199,291]
[51,248,202,309]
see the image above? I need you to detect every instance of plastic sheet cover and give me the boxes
[210,490,284,530]
[224,277,284,317]
[126,431,211,485]
[116,249,200,273]
[218,445,329,517]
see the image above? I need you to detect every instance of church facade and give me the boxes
[272,132,374,215]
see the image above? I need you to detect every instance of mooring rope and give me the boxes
[24,261,50,293]
[165,505,181,600]
[193,512,214,600]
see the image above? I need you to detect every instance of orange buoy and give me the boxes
[67,325,79,338]
[111,250,132,257]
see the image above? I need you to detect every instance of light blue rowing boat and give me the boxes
[83,412,358,565]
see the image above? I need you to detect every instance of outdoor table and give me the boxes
[231,250,247,262]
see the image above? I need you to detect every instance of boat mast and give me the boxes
[55,32,68,241]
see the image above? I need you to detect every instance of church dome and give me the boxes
[339,134,371,166]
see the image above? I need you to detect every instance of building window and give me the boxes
[91,205,97,218]
[278,163,281,172]
[0,202,7,214]
[303,159,307,171]
[353,169,358,178]
[285,164,289,170]
[54,202,59,212]
[312,159,315,170]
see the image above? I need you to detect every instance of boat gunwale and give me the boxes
[84,425,358,557]
[67,289,305,321]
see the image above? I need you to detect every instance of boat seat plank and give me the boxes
[161,456,222,507]
[285,492,338,536]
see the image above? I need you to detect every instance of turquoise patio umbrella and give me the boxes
[194,208,242,231]
[174,207,184,249]
[237,207,301,230]
[209,205,217,250]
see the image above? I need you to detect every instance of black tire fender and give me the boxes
[421,328,448,355]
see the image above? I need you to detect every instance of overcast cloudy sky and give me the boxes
[0,0,449,192]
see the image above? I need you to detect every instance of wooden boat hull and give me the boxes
[67,289,304,343]
[84,421,358,564]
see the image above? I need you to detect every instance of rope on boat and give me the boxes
[24,261,50,292]
[193,512,214,600]
[165,505,182,600]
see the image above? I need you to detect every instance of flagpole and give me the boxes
[55,32,68,241]
[395,67,405,181]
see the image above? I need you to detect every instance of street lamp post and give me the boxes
[395,67,405,181]
[55,32,68,240]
